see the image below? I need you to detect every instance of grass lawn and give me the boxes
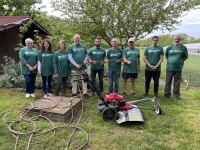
[0,53,200,150]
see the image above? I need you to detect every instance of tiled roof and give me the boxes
[0,16,30,26]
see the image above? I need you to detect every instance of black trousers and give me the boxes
[145,69,160,95]
[91,69,104,92]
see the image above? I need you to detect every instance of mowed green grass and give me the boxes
[0,50,200,150]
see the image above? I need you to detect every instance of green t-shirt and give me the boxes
[122,47,140,73]
[53,50,70,77]
[165,44,188,71]
[144,45,164,71]
[19,47,38,75]
[107,47,122,71]
[68,43,87,70]
[88,47,106,70]
[38,50,54,76]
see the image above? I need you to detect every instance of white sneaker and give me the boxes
[44,94,48,98]
[47,93,53,96]
[30,93,35,97]
[26,93,30,98]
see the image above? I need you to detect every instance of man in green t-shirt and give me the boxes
[88,37,107,95]
[164,35,188,100]
[143,36,164,98]
[68,34,89,99]
[107,38,122,94]
[122,38,140,97]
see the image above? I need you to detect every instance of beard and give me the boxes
[95,44,100,48]
[174,42,180,46]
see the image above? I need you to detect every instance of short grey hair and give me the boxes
[25,38,33,43]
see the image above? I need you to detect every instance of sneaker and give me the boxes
[72,94,77,97]
[47,93,53,96]
[131,92,137,97]
[122,92,126,97]
[174,95,179,101]
[30,93,35,97]
[154,94,158,98]
[44,94,48,98]
[164,94,170,98]
[142,93,148,98]
[26,93,30,98]
[84,94,89,99]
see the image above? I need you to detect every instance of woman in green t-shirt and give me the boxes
[19,38,38,98]
[38,40,54,98]
[53,40,71,96]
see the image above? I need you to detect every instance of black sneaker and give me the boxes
[174,94,179,101]
[122,92,126,97]
[84,94,89,99]
[142,93,148,98]
[164,94,170,98]
[154,94,158,98]
[72,94,77,97]
[131,92,137,97]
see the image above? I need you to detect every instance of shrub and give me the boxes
[0,56,101,91]
[0,56,24,88]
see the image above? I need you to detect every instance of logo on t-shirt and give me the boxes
[127,51,138,54]
[25,52,36,55]
[42,54,53,57]
[110,53,121,57]
[58,55,68,59]
[169,50,182,53]
[148,49,161,53]
[73,48,84,52]
[93,52,104,55]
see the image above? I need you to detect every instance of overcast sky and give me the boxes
[36,1,200,39]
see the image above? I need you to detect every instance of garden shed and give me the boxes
[0,16,49,69]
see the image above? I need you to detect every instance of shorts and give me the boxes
[122,72,138,79]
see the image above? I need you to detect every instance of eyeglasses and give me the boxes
[27,43,33,44]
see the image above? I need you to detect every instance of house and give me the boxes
[0,16,50,67]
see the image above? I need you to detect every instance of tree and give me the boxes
[51,0,200,48]
[0,0,42,16]
[179,33,189,44]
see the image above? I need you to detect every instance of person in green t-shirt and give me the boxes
[88,37,107,95]
[68,34,89,99]
[19,38,38,98]
[164,35,188,101]
[143,36,164,98]
[107,38,122,94]
[122,38,140,97]
[53,40,71,96]
[38,40,54,98]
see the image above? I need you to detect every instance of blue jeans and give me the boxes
[42,76,52,94]
[91,69,104,92]
[24,74,36,94]
[108,71,120,93]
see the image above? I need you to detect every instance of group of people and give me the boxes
[19,34,188,101]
